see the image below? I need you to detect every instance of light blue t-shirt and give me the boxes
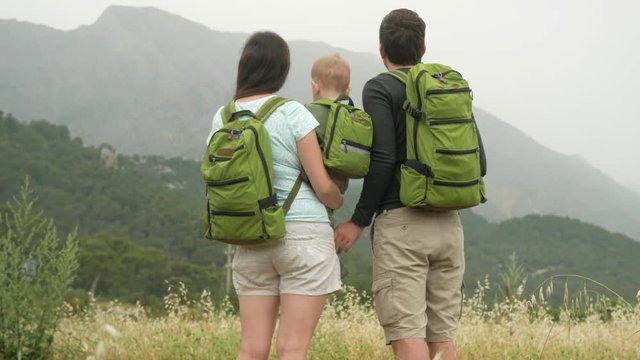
[206,95,329,223]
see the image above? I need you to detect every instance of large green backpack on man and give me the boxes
[388,63,487,209]
[307,95,373,179]
[201,96,302,245]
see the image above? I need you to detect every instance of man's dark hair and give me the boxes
[235,31,290,99]
[379,9,426,66]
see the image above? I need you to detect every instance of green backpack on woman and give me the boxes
[201,96,302,245]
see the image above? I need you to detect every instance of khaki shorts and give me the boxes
[232,222,341,296]
[372,207,465,344]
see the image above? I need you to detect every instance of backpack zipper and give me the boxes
[209,155,231,163]
[433,179,479,187]
[429,118,473,126]
[432,70,462,83]
[426,88,471,95]
[341,139,371,156]
[207,176,250,187]
[435,148,478,155]
[210,210,255,217]
[325,104,344,159]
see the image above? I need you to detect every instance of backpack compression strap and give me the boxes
[282,173,304,215]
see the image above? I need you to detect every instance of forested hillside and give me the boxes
[2,112,638,303]
[0,111,224,304]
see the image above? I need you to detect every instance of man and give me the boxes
[334,8,484,360]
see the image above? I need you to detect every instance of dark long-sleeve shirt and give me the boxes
[350,70,487,227]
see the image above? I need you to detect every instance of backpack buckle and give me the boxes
[432,73,448,84]
[403,100,423,119]
[228,129,242,140]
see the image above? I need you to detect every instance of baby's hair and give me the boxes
[311,53,351,93]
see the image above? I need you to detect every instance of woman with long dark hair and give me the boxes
[206,31,343,360]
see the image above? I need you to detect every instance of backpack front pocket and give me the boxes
[207,176,255,212]
[427,119,476,151]
[261,206,286,241]
[210,210,263,243]
[206,176,262,243]
[327,139,371,178]
[426,178,483,209]
[324,106,373,178]
[433,148,479,181]
[399,164,427,207]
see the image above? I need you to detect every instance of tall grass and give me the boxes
[53,279,640,359]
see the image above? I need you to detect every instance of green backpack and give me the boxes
[388,63,487,209]
[201,96,302,245]
[308,95,373,178]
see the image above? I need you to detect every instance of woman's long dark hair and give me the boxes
[234,31,290,99]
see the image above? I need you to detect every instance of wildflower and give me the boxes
[104,324,120,338]
[95,341,106,359]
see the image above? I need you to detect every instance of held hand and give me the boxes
[334,221,364,253]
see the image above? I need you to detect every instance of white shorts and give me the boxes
[232,222,342,296]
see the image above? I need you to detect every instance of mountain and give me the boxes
[0,5,382,158]
[474,109,640,240]
[2,5,640,240]
[628,182,640,197]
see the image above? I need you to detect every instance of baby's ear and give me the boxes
[346,86,351,96]
[311,80,321,97]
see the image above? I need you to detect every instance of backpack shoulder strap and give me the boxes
[255,96,291,122]
[309,99,335,108]
[385,70,408,86]
[220,100,237,126]
[335,94,355,106]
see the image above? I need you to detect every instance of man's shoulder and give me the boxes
[364,72,407,100]
[366,72,396,86]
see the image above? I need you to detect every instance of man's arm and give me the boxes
[335,78,397,252]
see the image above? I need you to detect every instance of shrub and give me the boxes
[0,180,79,359]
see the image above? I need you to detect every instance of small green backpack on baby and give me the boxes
[201,96,302,245]
[388,63,487,209]
[309,95,373,178]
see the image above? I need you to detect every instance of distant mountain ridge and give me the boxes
[0,5,382,158]
[2,5,640,240]
[474,109,640,239]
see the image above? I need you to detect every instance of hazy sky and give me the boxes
[2,0,639,188]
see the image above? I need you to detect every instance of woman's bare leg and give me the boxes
[276,294,327,360]
[238,295,280,360]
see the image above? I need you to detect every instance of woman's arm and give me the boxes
[297,131,343,209]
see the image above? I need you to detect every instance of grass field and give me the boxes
[52,283,640,360]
